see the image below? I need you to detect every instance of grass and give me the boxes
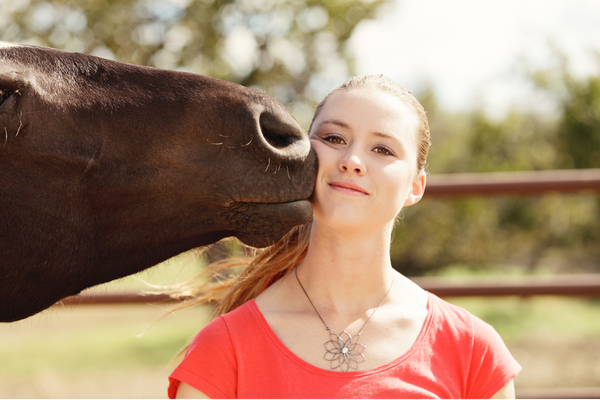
[0,304,212,398]
[448,296,600,341]
[1,306,210,375]
[445,295,600,390]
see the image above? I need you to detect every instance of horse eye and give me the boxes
[0,89,10,105]
[0,89,15,107]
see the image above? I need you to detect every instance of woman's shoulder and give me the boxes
[429,293,493,338]
[424,293,521,398]
[188,300,260,349]
[426,293,513,353]
[429,293,475,324]
[208,299,259,332]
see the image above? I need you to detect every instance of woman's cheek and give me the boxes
[312,143,335,174]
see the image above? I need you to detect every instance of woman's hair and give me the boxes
[164,75,430,356]
[163,222,311,319]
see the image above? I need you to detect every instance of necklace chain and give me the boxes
[294,266,395,371]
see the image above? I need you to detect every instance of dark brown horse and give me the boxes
[0,42,317,322]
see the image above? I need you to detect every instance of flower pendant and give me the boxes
[323,330,366,371]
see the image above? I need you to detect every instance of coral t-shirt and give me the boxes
[168,293,521,399]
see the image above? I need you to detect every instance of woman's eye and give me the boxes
[374,146,392,155]
[325,136,345,145]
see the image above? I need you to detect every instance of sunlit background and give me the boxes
[352,0,600,118]
[2,0,600,397]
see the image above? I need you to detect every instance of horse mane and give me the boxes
[0,44,172,110]
[0,44,113,84]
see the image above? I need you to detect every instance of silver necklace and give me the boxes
[294,267,395,372]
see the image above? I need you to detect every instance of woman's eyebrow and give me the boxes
[372,131,406,152]
[372,131,395,140]
[372,131,402,145]
[319,119,350,129]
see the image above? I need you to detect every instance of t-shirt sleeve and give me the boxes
[168,316,238,399]
[466,315,521,399]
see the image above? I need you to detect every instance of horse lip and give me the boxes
[244,199,314,223]
[232,198,311,207]
[223,195,311,207]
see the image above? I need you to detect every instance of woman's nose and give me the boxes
[339,151,366,175]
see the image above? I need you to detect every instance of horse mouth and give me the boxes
[256,198,313,218]
[231,199,313,247]
[234,198,313,221]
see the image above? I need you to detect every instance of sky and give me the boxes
[349,0,600,118]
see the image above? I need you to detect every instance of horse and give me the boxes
[0,42,317,322]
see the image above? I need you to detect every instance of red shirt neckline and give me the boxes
[248,292,435,378]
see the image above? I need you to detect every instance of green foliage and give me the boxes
[0,0,388,127]
[532,55,600,169]
[394,54,600,276]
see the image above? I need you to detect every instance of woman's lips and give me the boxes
[328,181,369,196]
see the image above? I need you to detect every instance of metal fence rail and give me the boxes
[411,274,600,297]
[61,274,600,305]
[426,168,600,196]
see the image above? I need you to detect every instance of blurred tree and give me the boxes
[530,53,600,169]
[0,0,389,127]
[393,58,600,277]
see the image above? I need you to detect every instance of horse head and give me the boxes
[0,42,317,322]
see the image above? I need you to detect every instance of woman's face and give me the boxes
[309,86,426,234]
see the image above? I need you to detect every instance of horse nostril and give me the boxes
[262,127,296,149]
[259,111,302,150]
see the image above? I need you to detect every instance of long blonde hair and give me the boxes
[165,75,431,348]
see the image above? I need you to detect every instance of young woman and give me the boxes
[168,75,521,399]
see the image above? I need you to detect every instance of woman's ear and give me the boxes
[403,172,426,207]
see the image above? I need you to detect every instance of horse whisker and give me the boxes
[15,121,22,138]
[83,155,95,175]
[205,138,223,145]
[15,111,23,138]
[265,157,271,172]
[3,127,7,147]
[286,165,290,180]
[241,138,252,147]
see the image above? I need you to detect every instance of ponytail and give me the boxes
[163,221,311,320]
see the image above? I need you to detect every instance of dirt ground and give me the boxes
[1,370,170,398]
[511,337,600,390]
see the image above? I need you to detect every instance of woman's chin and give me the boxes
[314,212,377,235]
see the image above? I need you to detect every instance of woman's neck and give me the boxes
[295,220,396,315]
